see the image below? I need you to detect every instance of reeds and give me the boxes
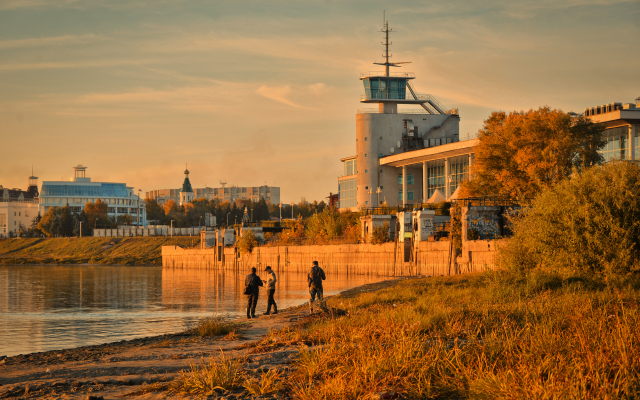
[189,316,237,337]
[171,351,244,395]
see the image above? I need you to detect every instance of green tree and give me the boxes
[145,198,164,224]
[85,200,111,229]
[462,107,605,201]
[499,161,640,279]
[116,214,133,226]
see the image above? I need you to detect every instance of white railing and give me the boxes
[357,108,432,115]
[0,198,39,204]
[360,72,415,78]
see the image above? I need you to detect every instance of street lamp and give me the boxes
[367,189,374,208]
[79,221,82,238]
[376,187,382,206]
[279,203,282,223]
[226,212,230,227]
[170,220,174,237]
[199,216,202,228]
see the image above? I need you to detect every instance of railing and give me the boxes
[360,207,397,216]
[0,198,39,204]
[456,197,521,207]
[360,72,415,78]
[357,108,431,115]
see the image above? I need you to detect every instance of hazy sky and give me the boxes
[1,0,638,202]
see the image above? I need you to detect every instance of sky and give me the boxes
[1,0,638,202]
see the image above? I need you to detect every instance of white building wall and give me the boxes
[0,200,40,237]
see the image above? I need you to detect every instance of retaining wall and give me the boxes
[162,239,501,277]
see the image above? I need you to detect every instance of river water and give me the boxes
[0,265,387,357]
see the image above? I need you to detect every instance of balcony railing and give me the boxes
[0,198,39,204]
[357,108,431,115]
[360,72,415,78]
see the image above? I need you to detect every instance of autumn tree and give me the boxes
[38,206,74,237]
[145,198,164,224]
[84,200,111,229]
[461,107,605,201]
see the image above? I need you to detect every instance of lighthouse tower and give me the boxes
[355,21,460,208]
[179,165,194,206]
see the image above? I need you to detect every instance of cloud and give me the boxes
[256,85,310,109]
[0,34,102,49]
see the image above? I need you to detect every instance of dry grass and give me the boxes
[188,316,238,337]
[0,237,199,265]
[269,271,640,399]
[243,369,285,396]
[171,351,245,395]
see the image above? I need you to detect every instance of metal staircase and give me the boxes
[406,81,448,114]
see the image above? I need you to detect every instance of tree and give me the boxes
[499,161,640,279]
[29,213,43,237]
[38,206,74,237]
[163,199,178,215]
[85,200,111,229]
[145,198,164,224]
[461,107,605,201]
[116,214,133,226]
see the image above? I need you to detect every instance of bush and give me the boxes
[370,222,390,244]
[238,229,259,254]
[499,161,640,278]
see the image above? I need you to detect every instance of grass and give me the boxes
[171,351,245,395]
[263,271,640,399]
[244,369,285,396]
[188,316,238,337]
[0,236,199,265]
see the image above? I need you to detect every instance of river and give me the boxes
[0,265,387,357]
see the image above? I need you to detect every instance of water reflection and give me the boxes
[0,265,386,357]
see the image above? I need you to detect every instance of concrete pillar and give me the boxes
[629,126,635,161]
[444,158,450,200]
[422,162,427,202]
[402,165,407,207]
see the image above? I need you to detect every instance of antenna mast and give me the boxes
[374,18,410,77]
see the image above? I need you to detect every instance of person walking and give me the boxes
[263,265,278,315]
[244,267,263,319]
[307,260,326,314]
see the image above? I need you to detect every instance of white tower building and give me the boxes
[179,165,194,206]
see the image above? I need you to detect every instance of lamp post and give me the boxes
[170,220,174,237]
[292,202,294,219]
[226,212,230,228]
[376,187,382,206]
[368,189,374,208]
[279,203,282,223]
[79,221,82,238]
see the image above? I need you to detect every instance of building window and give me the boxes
[365,170,368,173]
[398,190,414,201]
[407,174,414,185]
[600,127,629,162]
[449,161,469,195]
[0,214,6,228]
[427,165,445,198]
[339,177,357,208]
[14,212,16,216]
[18,212,21,217]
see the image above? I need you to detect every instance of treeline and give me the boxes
[35,200,132,237]
[144,197,329,228]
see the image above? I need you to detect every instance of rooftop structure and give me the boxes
[0,173,40,237]
[339,21,468,210]
[179,165,194,206]
[40,165,146,226]
[584,97,640,162]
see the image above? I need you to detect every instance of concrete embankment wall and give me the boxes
[162,240,503,277]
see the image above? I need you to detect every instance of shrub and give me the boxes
[499,161,640,278]
[238,229,259,254]
[370,222,390,244]
[189,316,236,337]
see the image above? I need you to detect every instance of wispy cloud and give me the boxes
[0,34,102,49]
[256,85,311,109]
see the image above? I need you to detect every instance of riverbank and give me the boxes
[0,278,402,400]
[1,272,638,399]
[0,237,200,266]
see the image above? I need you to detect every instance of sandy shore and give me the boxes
[0,279,402,400]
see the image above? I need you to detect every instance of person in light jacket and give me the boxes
[263,265,278,315]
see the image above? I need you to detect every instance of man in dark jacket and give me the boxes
[244,267,263,319]
[307,260,327,314]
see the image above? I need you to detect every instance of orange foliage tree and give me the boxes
[461,107,604,201]
[84,199,111,228]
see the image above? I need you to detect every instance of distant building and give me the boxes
[39,165,146,226]
[146,167,281,205]
[195,185,280,204]
[0,175,40,237]
[584,97,640,162]
[179,166,194,206]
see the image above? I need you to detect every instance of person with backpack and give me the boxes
[244,267,263,319]
[307,260,327,314]
[263,265,278,315]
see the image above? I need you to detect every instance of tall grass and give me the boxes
[171,351,245,395]
[273,272,640,399]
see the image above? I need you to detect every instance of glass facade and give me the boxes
[41,183,128,198]
[427,165,445,198]
[398,190,414,201]
[362,77,408,100]
[398,173,414,185]
[449,161,469,195]
[636,126,640,159]
[600,127,629,162]
[339,177,357,208]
